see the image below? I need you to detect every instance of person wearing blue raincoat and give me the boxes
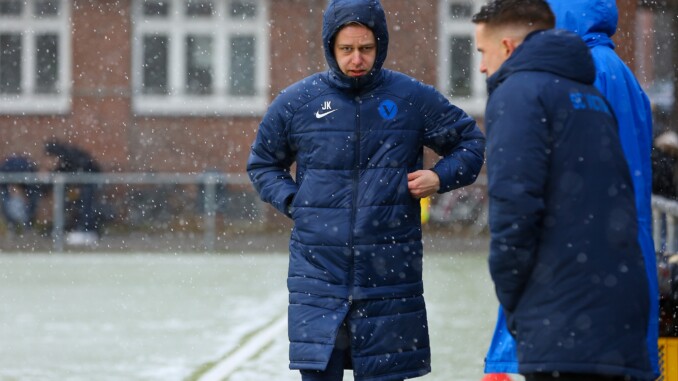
[484,0,659,376]
[474,0,653,379]
[247,1,485,380]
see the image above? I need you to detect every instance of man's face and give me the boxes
[475,23,508,78]
[333,24,376,77]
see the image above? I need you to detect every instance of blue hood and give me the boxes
[547,0,617,49]
[322,0,389,90]
[487,29,595,95]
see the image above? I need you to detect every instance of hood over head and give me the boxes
[487,29,596,94]
[0,155,35,172]
[44,140,70,158]
[547,0,617,47]
[44,140,100,172]
[322,0,389,90]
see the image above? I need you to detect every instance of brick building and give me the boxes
[0,0,665,175]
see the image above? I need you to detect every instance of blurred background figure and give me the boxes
[653,130,678,201]
[0,154,41,233]
[652,131,678,255]
[44,140,102,246]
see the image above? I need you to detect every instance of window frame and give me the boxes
[131,0,270,116]
[0,0,71,115]
[437,0,485,116]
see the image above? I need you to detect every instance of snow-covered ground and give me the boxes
[0,251,504,381]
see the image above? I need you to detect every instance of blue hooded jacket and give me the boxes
[485,1,658,376]
[483,29,653,380]
[247,1,485,379]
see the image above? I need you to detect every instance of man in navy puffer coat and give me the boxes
[473,0,653,380]
[484,0,659,376]
[247,1,485,380]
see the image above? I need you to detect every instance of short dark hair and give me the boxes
[472,0,555,31]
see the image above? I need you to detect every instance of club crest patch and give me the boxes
[378,99,398,120]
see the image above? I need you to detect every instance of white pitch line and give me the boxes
[197,314,288,381]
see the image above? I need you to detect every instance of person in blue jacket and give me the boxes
[0,155,41,231]
[473,0,653,380]
[247,0,485,379]
[483,0,660,376]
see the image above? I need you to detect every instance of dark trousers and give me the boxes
[300,321,350,381]
[67,184,98,232]
[525,373,631,381]
[299,319,405,381]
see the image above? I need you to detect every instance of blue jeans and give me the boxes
[0,184,40,228]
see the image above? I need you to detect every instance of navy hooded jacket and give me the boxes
[485,1,659,375]
[484,29,653,380]
[247,0,485,379]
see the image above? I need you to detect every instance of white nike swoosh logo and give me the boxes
[315,109,339,119]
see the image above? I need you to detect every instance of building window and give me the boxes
[132,0,269,116]
[0,0,71,114]
[438,0,485,116]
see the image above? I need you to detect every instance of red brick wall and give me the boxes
[614,0,637,71]
[0,0,643,175]
[124,0,443,175]
[383,1,438,86]
[267,0,440,91]
[0,0,132,171]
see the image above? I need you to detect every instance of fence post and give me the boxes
[203,175,217,252]
[654,208,664,254]
[668,214,677,254]
[52,174,66,252]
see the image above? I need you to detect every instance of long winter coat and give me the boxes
[483,29,653,380]
[247,0,485,379]
[485,1,659,375]
[548,3,659,374]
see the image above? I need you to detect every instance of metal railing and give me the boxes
[5,173,673,253]
[653,195,678,253]
[0,172,256,252]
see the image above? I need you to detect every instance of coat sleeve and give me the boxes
[418,84,486,192]
[485,84,549,313]
[246,95,298,218]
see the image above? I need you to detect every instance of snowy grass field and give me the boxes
[0,251,501,381]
